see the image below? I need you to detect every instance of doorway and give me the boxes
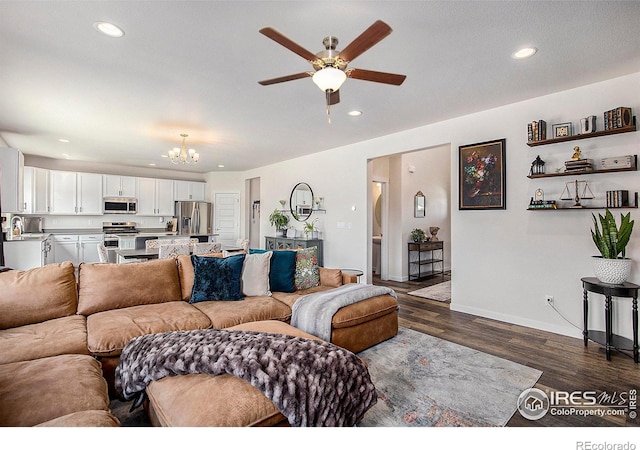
[214,192,240,246]
[371,180,389,280]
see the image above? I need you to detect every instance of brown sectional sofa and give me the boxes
[0,254,398,427]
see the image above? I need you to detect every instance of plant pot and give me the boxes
[276,229,286,237]
[592,256,632,284]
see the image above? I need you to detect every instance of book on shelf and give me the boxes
[606,190,630,208]
[564,159,593,172]
[527,120,546,141]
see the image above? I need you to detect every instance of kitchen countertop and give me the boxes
[4,233,51,242]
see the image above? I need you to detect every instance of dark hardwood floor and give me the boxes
[372,273,639,427]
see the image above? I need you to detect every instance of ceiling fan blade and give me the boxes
[348,68,406,85]
[338,20,392,63]
[258,72,312,86]
[329,90,340,105]
[259,27,320,64]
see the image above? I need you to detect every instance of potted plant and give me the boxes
[304,218,319,239]
[269,209,289,237]
[410,228,426,243]
[591,209,634,284]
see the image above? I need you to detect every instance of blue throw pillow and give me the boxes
[249,249,296,293]
[190,254,245,303]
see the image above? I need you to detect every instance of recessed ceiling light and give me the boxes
[512,47,537,59]
[62,153,71,159]
[148,163,156,166]
[58,138,70,143]
[348,110,363,117]
[160,154,168,158]
[217,164,225,168]
[93,22,125,38]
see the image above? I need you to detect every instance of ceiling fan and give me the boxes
[258,20,406,122]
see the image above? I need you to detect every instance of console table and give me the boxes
[407,240,444,281]
[265,236,323,266]
[581,277,639,363]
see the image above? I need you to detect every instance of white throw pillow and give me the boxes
[241,251,272,296]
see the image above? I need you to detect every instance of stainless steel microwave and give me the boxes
[103,197,137,214]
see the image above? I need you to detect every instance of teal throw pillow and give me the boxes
[190,254,245,302]
[249,249,296,293]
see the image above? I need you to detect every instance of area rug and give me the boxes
[356,327,542,427]
[408,280,451,302]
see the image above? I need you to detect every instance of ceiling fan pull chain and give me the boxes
[325,90,332,124]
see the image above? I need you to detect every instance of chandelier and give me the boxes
[168,133,199,165]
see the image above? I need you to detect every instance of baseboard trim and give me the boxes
[450,303,582,339]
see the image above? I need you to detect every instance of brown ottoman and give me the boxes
[145,320,322,427]
[272,291,399,353]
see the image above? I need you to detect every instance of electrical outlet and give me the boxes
[545,295,554,306]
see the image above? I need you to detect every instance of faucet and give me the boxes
[11,216,23,237]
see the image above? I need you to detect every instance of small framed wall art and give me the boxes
[552,122,573,138]
[459,138,506,210]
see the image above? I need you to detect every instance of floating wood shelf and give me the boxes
[527,155,637,179]
[526,117,636,147]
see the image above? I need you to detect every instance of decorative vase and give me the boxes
[592,256,632,284]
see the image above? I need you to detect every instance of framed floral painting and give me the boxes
[459,138,506,210]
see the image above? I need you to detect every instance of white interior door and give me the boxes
[214,192,240,245]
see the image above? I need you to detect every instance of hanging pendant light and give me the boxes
[168,133,199,165]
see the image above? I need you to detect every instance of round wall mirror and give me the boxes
[290,182,314,222]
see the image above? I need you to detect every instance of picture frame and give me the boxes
[552,122,573,138]
[459,138,506,210]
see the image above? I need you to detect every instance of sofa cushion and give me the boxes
[0,315,89,365]
[0,354,110,427]
[36,410,120,427]
[241,252,272,297]
[145,321,319,427]
[331,294,399,329]
[294,246,320,290]
[190,254,245,302]
[191,296,291,329]
[86,301,212,357]
[77,259,182,315]
[249,249,296,293]
[0,262,78,329]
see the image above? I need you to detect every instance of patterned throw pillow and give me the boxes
[294,247,320,290]
[190,254,245,302]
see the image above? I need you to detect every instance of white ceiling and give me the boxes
[1,1,640,174]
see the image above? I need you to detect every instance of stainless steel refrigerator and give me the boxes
[175,201,213,236]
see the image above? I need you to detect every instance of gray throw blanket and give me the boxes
[291,284,398,341]
[114,329,377,427]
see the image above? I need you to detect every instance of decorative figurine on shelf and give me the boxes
[429,227,440,241]
[571,146,582,160]
[529,155,546,175]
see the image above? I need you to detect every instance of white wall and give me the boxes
[209,71,640,341]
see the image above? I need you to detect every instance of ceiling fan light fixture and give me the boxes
[312,67,347,92]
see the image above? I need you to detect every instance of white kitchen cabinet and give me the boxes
[103,175,136,198]
[80,234,104,263]
[53,234,104,265]
[53,235,80,265]
[174,180,206,201]
[3,236,52,271]
[49,171,103,215]
[24,166,50,214]
[117,235,136,250]
[137,177,174,216]
[0,148,24,213]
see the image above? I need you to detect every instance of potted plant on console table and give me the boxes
[591,209,635,284]
[269,209,290,237]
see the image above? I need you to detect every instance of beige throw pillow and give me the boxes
[241,252,273,296]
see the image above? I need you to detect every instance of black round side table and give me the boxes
[581,277,639,363]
